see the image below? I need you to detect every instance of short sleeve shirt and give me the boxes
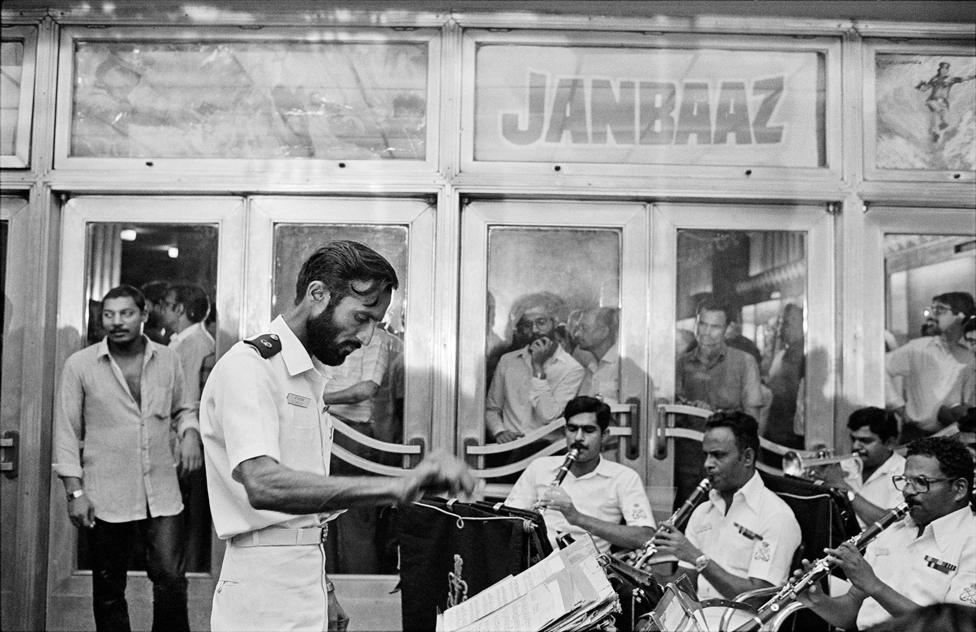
[201,316,337,539]
[505,456,655,555]
[857,506,976,629]
[685,472,802,600]
[844,452,906,528]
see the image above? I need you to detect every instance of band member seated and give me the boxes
[796,437,976,630]
[817,407,905,528]
[652,411,802,600]
[505,396,656,554]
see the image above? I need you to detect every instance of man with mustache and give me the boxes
[796,437,976,630]
[53,284,201,632]
[485,292,584,448]
[504,396,655,555]
[652,411,801,600]
[200,241,475,632]
[816,407,905,528]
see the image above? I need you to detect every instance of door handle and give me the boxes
[1,430,18,479]
[624,397,641,460]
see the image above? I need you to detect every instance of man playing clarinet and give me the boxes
[795,436,976,629]
[505,395,656,554]
[652,411,802,600]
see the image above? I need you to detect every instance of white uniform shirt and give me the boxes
[579,343,620,403]
[201,316,337,539]
[505,455,655,554]
[857,505,976,629]
[684,471,802,600]
[845,452,906,528]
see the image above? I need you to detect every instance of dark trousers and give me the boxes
[88,513,189,632]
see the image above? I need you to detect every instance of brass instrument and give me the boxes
[782,450,862,480]
[631,478,712,569]
[731,502,910,632]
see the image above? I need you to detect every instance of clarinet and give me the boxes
[734,502,911,632]
[633,478,712,568]
[552,445,582,486]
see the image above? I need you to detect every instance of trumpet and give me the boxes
[782,450,862,479]
[631,478,712,569]
[733,502,910,632]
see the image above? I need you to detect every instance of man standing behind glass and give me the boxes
[886,292,975,442]
[574,307,620,403]
[485,292,584,449]
[53,285,200,632]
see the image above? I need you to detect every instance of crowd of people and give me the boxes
[52,240,975,631]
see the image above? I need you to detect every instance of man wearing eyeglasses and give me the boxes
[796,436,976,630]
[886,292,976,443]
[485,292,584,451]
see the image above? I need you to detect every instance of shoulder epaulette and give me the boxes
[243,333,282,359]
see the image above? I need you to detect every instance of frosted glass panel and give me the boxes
[71,40,428,159]
[0,41,24,156]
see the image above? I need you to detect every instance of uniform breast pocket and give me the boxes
[726,534,756,573]
[280,404,324,471]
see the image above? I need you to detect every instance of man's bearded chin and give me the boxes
[307,304,359,366]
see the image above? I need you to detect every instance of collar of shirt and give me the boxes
[707,470,764,514]
[933,335,971,355]
[565,456,614,482]
[516,343,577,369]
[909,505,976,551]
[865,451,906,485]
[169,321,204,347]
[588,343,619,372]
[686,343,728,367]
[269,315,321,378]
[96,334,159,364]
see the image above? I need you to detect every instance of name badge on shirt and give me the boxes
[734,522,764,542]
[287,393,311,408]
[924,555,957,574]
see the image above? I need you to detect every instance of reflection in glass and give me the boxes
[80,222,219,573]
[71,40,428,160]
[484,227,620,470]
[884,234,976,347]
[0,41,25,156]
[273,224,407,574]
[674,229,807,501]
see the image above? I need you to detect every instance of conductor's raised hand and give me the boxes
[398,450,478,503]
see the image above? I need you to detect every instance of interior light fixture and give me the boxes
[168,247,179,259]
[120,229,137,241]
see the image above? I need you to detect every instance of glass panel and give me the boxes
[884,234,975,439]
[78,222,219,573]
[273,224,407,574]
[0,41,25,156]
[475,44,825,166]
[874,54,976,171]
[71,40,428,159]
[485,227,621,470]
[673,229,807,499]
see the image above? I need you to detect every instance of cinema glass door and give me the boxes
[457,200,834,518]
[47,197,244,631]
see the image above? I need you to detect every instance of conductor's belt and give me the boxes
[230,524,328,547]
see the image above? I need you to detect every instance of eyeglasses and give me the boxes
[517,317,553,331]
[922,305,951,319]
[891,475,954,492]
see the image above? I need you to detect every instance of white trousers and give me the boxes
[212,541,328,631]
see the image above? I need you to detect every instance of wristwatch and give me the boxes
[66,489,85,502]
[694,554,710,572]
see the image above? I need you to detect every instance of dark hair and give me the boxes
[906,436,974,499]
[563,396,612,431]
[847,407,899,442]
[705,411,760,457]
[168,283,211,324]
[958,407,976,434]
[102,285,145,311]
[294,241,399,306]
[933,292,975,319]
[139,280,169,304]
[696,298,729,323]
